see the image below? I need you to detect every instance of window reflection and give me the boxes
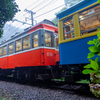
[23,35,30,50]
[45,32,52,47]
[3,46,7,56]
[33,33,38,48]
[0,48,2,57]
[79,5,100,35]
[55,34,59,49]
[63,17,74,39]
[16,39,22,52]
[9,43,13,54]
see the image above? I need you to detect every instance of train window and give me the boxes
[23,35,30,50]
[79,5,100,35]
[33,33,38,48]
[63,17,74,39]
[55,34,59,49]
[0,48,2,57]
[16,39,22,52]
[3,46,7,56]
[45,32,52,47]
[9,43,13,54]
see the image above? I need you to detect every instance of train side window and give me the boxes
[0,47,2,57]
[3,46,7,56]
[45,32,52,47]
[55,34,59,49]
[9,43,13,54]
[33,33,38,48]
[79,5,100,35]
[16,39,22,52]
[63,16,74,40]
[23,35,30,50]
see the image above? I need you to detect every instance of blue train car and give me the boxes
[57,0,100,82]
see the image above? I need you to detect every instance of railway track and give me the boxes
[0,77,97,99]
[30,80,95,97]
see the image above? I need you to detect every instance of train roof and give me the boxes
[57,0,98,19]
[28,23,58,34]
[37,19,55,26]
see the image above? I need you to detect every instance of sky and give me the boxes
[14,0,65,27]
[0,0,65,42]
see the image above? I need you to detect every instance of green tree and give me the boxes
[52,7,67,26]
[0,0,20,37]
[64,0,82,7]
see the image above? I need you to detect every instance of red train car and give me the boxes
[0,19,60,81]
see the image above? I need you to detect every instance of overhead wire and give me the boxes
[12,0,55,29]
[4,0,65,37]
[5,0,49,33]
[18,0,52,21]
[13,0,43,21]
[34,3,65,18]
[4,0,40,34]
[13,0,56,26]
[5,0,49,34]
[8,24,24,35]
[30,0,48,11]
[5,21,25,34]
[36,0,57,12]
[25,0,40,9]
[15,0,39,19]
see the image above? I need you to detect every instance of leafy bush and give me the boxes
[82,28,100,97]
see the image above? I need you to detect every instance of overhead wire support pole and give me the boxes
[24,9,36,26]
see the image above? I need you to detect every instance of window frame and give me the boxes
[15,38,22,52]
[33,32,38,48]
[45,30,54,47]
[79,4,100,35]
[3,45,7,56]
[63,16,75,39]
[23,35,31,50]
[9,43,13,54]
[58,3,99,43]
[54,33,59,49]
[0,47,2,57]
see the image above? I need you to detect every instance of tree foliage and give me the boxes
[52,7,67,26]
[64,0,81,7]
[0,0,20,37]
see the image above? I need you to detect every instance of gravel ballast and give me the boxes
[0,81,99,100]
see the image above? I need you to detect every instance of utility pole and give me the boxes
[24,9,36,26]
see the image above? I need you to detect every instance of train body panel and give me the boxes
[0,47,59,69]
[9,48,42,68]
[0,57,8,69]
[55,50,59,62]
[59,35,97,65]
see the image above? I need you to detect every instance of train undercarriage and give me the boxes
[0,63,90,83]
